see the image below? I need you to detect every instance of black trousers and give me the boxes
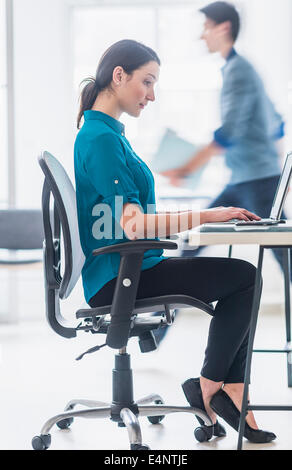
[90,257,257,383]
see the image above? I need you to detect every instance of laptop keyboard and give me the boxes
[235,219,286,226]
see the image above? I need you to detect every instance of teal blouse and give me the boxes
[74,110,164,303]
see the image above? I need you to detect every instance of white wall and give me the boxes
[13,0,76,208]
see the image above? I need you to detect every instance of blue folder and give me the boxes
[150,128,206,190]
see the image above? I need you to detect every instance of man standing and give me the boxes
[163,1,285,260]
[156,1,287,345]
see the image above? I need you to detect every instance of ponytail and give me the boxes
[77,77,100,129]
[77,40,160,129]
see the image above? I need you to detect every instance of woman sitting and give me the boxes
[74,39,275,444]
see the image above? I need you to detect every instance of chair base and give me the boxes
[32,400,212,450]
[32,351,212,450]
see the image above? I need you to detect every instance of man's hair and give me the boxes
[200,1,240,42]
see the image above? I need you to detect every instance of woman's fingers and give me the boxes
[239,209,261,220]
[234,212,250,221]
[226,207,261,221]
[205,206,261,223]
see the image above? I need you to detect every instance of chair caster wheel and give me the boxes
[147,400,165,425]
[32,434,51,450]
[194,425,213,443]
[57,417,74,430]
[131,444,150,450]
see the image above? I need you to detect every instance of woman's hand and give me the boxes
[201,206,261,224]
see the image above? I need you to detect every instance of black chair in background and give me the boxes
[32,151,215,451]
[0,209,44,264]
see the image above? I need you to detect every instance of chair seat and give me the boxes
[76,294,215,319]
[89,315,165,337]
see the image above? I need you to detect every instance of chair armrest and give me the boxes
[93,240,177,350]
[92,239,178,257]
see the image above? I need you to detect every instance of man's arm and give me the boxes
[161,142,223,186]
[179,141,223,174]
[162,61,255,186]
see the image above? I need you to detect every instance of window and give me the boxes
[0,0,8,207]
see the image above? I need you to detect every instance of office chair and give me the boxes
[32,151,215,450]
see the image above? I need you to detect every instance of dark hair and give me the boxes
[200,1,240,42]
[77,39,160,128]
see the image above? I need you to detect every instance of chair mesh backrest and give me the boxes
[41,151,85,298]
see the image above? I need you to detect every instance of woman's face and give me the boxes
[115,61,160,117]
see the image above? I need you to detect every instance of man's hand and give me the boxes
[201,206,261,224]
[160,141,223,187]
[161,167,188,187]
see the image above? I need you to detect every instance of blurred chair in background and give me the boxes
[0,209,44,264]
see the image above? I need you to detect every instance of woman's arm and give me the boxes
[120,204,261,240]
[156,210,193,215]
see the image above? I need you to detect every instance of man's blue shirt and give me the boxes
[74,110,164,303]
[214,49,284,184]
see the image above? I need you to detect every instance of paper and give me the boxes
[150,128,206,190]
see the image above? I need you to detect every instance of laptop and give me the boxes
[208,151,292,227]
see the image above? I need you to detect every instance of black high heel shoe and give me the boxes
[182,378,226,442]
[210,389,276,443]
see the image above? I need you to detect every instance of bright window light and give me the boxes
[0,0,8,207]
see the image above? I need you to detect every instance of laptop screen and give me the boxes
[270,152,292,220]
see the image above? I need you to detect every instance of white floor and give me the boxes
[0,257,292,451]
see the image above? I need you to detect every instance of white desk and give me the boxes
[188,223,292,450]
[189,221,292,247]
